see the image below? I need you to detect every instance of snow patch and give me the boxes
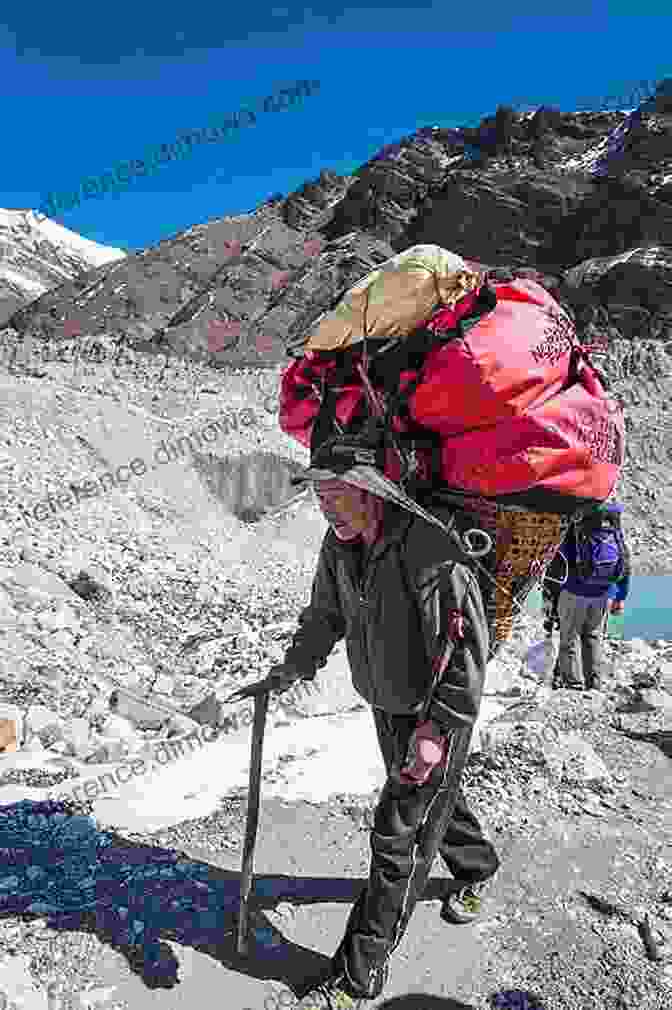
[17,698,508,835]
[0,267,48,296]
[0,209,126,267]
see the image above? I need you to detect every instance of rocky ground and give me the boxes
[1,663,668,1010]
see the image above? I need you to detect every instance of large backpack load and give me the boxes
[281,244,624,502]
[279,245,626,651]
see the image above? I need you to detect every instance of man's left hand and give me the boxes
[399,720,448,785]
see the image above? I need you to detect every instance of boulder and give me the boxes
[167,714,201,737]
[480,718,612,790]
[548,731,613,788]
[632,666,662,690]
[5,562,80,601]
[101,714,136,740]
[657,661,672,693]
[622,638,658,661]
[108,687,172,729]
[62,717,92,758]
[219,617,250,638]
[480,719,561,766]
[22,736,44,753]
[187,691,223,728]
[87,739,128,763]
[25,705,61,737]
[153,673,175,696]
[639,689,672,720]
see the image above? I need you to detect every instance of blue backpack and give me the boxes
[574,511,625,589]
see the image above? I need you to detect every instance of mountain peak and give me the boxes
[0,208,125,322]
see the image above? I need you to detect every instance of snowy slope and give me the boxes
[0,208,126,325]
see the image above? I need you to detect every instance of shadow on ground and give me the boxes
[0,799,460,996]
[614,695,672,758]
[377,995,476,1010]
[376,996,546,1010]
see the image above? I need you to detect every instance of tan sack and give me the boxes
[305,245,483,352]
[0,717,17,753]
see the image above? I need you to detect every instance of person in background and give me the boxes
[543,502,630,691]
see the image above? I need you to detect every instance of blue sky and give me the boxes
[3,2,670,254]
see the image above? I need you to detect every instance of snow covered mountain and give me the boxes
[0,209,126,326]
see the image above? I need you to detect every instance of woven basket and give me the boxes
[447,496,571,657]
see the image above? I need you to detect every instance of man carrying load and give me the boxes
[255,246,625,1006]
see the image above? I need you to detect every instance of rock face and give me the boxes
[1,210,396,370]
[3,83,672,367]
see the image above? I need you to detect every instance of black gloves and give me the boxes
[225,663,316,703]
[267,662,315,695]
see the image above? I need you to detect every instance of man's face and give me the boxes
[314,479,370,541]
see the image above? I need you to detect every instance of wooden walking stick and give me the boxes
[225,674,279,955]
[238,689,269,955]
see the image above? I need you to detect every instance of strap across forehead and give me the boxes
[316,481,367,501]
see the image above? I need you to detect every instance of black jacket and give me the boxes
[282,502,490,731]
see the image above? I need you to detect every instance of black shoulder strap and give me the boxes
[310,383,343,456]
[381,282,498,425]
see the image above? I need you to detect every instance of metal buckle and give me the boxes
[461,528,493,557]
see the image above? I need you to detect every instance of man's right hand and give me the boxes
[609,600,624,615]
[267,663,312,695]
[224,663,315,704]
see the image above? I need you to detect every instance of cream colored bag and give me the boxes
[305,245,482,352]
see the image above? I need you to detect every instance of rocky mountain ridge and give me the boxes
[1,83,671,360]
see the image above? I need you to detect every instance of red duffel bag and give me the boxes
[280,276,624,503]
[409,279,624,500]
[279,357,366,449]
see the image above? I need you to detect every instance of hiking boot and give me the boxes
[440,880,488,924]
[554,672,584,690]
[295,974,367,1010]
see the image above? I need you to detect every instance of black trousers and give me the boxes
[330,708,500,998]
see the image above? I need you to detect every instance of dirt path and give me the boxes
[85,717,671,1010]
